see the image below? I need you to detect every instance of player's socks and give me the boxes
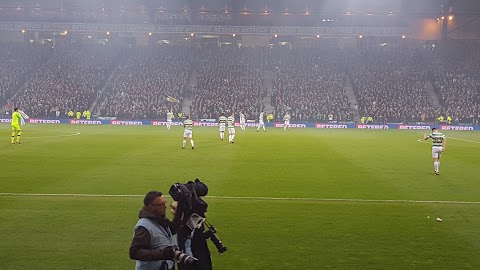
[190,140,195,148]
[231,134,235,142]
[17,132,21,143]
[433,162,438,172]
[182,140,186,148]
[11,132,15,144]
[437,162,440,173]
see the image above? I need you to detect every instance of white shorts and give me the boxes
[167,120,172,123]
[228,127,235,135]
[432,146,442,159]
[259,121,264,126]
[183,130,192,138]
[240,121,245,125]
[284,121,290,126]
[219,126,226,132]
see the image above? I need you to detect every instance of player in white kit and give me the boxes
[283,112,291,130]
[166,110,174,130]
[256,112,266,132]
[239,112,246,131]
[219,113,227,141]
[182,115,195,149]
[424,127,446,175]
[227,112,236,144]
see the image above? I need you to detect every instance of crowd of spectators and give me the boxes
[346,48,438,123]
[98,46,193,119]
[271,47,352,122]
[2,40,480,124]
[10,45,119,117]
[0,43,50,111]
[427,43,480,124]
[190,46,267,120]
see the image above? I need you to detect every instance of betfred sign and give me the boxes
[440,125,474,131]
[152,121,183,126]
[316,123,347,129]
[29,119,60,124]
[0,118,12,123]
[69,119,101,125]
[398,125,431,130]
[356,124,389,129]
[274,122,306,128]
[234,122,258,127]
[111,120,142,125]
[194,121,219,127]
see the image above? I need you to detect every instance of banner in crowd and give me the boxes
[0,22,412,36]
[1,119,479,131]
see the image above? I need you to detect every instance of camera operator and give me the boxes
[130,191,181,270]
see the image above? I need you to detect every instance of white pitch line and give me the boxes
[0,192,479,205]
[448,136,480,144]
[28,132,81,139]
[417,132,480,145]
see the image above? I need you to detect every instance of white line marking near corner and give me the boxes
[1,193,479,205]
[28,132,81,139]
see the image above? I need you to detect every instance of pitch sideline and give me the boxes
[0,192,479,205]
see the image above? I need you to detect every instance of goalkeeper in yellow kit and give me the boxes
[11,107,23,144]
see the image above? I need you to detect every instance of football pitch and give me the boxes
[1,124,480,270]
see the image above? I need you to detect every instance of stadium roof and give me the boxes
[3,0,480,17]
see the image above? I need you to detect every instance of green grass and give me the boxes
[1,124,480,270]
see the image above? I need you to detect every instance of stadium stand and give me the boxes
[427,43,480,124]
[98,46,193,119]
[0,43,50,111]
[190,46,267,120]
[346,48,439,123]
[9,45,119,117]
[271,47,352,122]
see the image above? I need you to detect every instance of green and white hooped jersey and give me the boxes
[227,116,235,128]
[184,119,193,130]
[219,116,227,127]
[428,132,445,147]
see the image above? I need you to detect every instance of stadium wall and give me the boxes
[1,118,479,131]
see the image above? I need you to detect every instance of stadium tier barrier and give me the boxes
[0,118,478,131]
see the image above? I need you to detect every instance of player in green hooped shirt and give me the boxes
[11,107,23,144]
[424,127,446,175]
